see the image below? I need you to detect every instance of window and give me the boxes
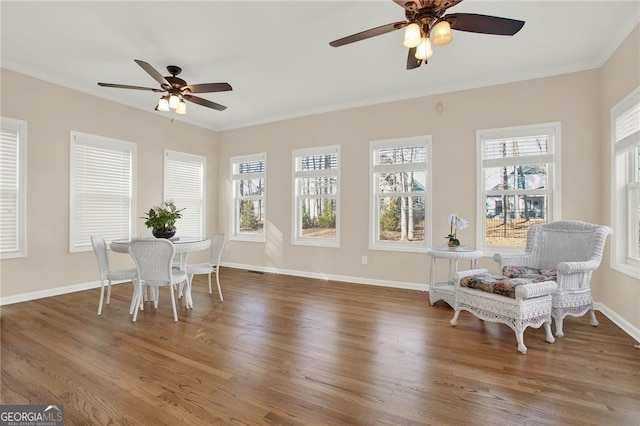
[476,122,561,253]
[611,87,640,278]
[370,136,430,252]
[70,132,136,252]
[0,117,27,259]
[292,146,339,247]
[231,153,266,242]
[164,150,206,238]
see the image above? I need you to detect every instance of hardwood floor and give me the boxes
[1,268,638,425]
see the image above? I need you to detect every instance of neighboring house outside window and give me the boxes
[292,146,339,247]
[611,87,640,278]
[476,122,561,253]
[164,150,206,239]
[231,153,266,242]
[0,117,27,259]
[69,131,136,252]
[370,136,431,253]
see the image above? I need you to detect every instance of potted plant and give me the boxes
[142,201,184,239]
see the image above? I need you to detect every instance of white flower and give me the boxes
[448,213,458,225]
[456,217,469,230]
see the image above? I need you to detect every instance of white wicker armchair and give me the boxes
[186,232,226,302]
[128,238,189,322]
[493,220,612,338]
[91,235,138,316]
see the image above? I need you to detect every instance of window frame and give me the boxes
[69,131,137,253]
[0,117,27,259]
[476,122,561,254]
[610,87,640,279]
[369,136,432,253]
[292,145,340,248]
[163,149,206,239]
[230,153,266,243]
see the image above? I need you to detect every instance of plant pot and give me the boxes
[152,227,176,239]
[447,239,460,247]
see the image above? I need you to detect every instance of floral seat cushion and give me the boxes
[502,265,557,280]
[460,272,554,299]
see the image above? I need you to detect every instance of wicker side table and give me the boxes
[426,246,483,307]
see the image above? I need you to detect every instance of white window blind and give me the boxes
[164,150,205,239]
[611,87,640,278]
[0,117,27,259]
[70,132,136,252]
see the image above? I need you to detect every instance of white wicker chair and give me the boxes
[494,220,612,337]
[186,233,226,301]
[451,268,557,354]
[128,238,189,322]
[90,235,138,316]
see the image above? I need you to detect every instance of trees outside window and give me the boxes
[292,146,339,247]
[370,136,431,252]
[231,153,266,242]
[476,123,560,253]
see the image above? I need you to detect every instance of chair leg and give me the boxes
[132,286,143,322]
[169,286,178,322]
[97,281,106,315]
[129,282,138,315]
[543,321,555,344]
[208,273,212,294]
[450,310,460,326]
[554,317,565,338]
[106,280,112,305]
[516,329,527,354]
[589,309,599,326]
[215,269,223,302]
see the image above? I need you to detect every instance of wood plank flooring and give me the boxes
[1,268,638,425]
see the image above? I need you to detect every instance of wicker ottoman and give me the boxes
[451,268,557,354]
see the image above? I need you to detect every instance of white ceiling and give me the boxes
[1,1,639,131]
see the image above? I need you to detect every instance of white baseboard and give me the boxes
[0,280,129,306]
[2,264,638,345]
[224,261,430,292]
[595,302,640,343]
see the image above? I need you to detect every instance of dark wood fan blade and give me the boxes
[330,21,407,47]
[183,94,227,111]
[134,59,170,86]
[406,48,422,70]
[185,83,233,94]
[98,82,165,92]
[446,13,525,36]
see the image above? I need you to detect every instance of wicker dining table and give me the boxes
[110,236,211,308]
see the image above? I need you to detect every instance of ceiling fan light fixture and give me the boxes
[176,99,187,115]
[415,37,433,60]
[403,23,421,48]
[169,93,180,109]
[157,96,170,112]
[432,21,452,46]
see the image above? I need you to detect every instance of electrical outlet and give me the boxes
[361,255,367,265]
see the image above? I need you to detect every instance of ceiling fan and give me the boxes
[329,0,525,70]
[98,59,232,113]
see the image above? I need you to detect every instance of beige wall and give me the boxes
[597,25,640,329]
[218,71,602,279]
[218,27,639,332]
[1,25,638,334]
[0,69,219,298]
